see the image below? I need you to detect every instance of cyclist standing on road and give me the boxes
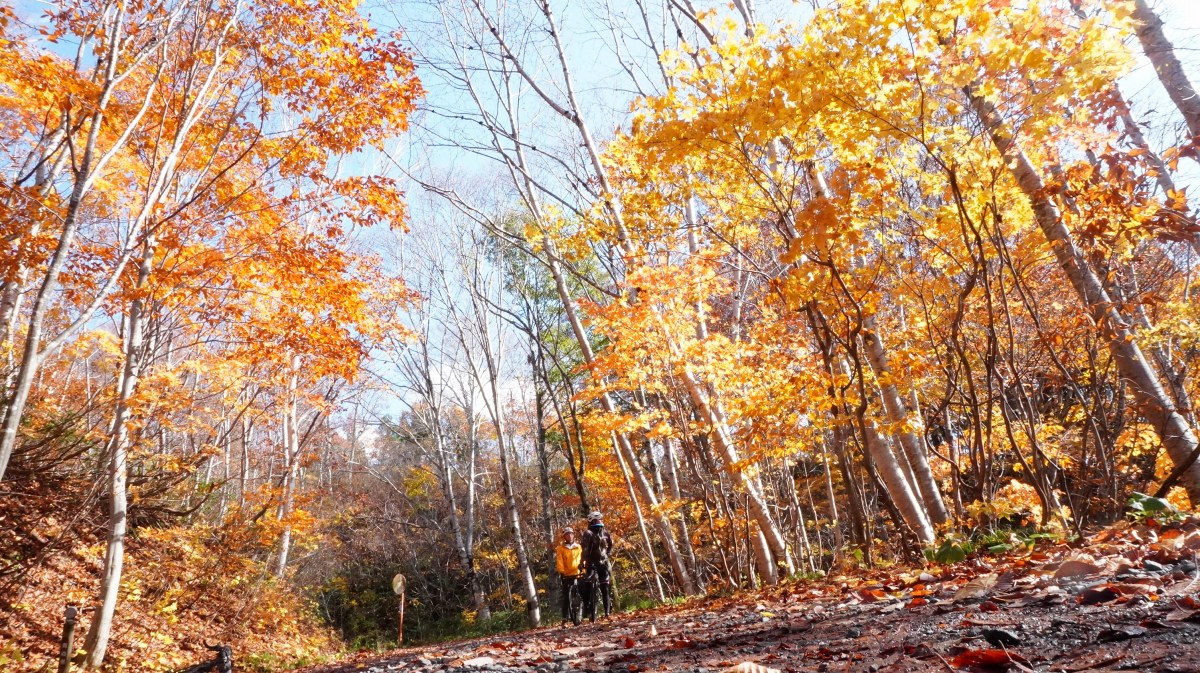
[580,511,614,621]
[555,528,583,625]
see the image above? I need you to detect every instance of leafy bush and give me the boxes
[1127,492,1182,523]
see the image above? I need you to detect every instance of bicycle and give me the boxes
[557,575,584,625]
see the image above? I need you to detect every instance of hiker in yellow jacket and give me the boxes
[556,528,583,625]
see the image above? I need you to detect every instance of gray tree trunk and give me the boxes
[860,316,950,526]
[83,237,154,669]
[1131,0,1200,141]
[273,359,301,578]
[614,437,667,601]
[969,87,1200,500]
[863,417,936,543]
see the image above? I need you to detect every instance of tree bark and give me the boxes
[83,236,155,669]
[860,316,951,526]
[614,435,667,601]
[274,357,301,577]
[1131,0,1200,141]
[969,86,1200,501]
[863,415,936,543]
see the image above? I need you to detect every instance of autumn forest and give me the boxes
[3,0,1200,670]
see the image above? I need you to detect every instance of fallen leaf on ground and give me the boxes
[1164,571,1199,597]
[1054,559,1101,580]
[955,573,999,602]
[720,662,781,673]
[950,648,1030,668]
[858,588,888,602]
[1078,585,1120,605]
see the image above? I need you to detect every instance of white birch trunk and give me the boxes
[860,316,950,526]
[1131,0,1200,141]
[614,436,667,601]
[274,358,301,577]
[863,418,936,542]
[751,527,778,585]
[83,236,154,669]
[489,381,540,627]
[969,87,1200,501]
[663,436,702,588]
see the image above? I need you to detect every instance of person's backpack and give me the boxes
[585,528,611,565]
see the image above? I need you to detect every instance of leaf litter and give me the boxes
[300,518,1200,673]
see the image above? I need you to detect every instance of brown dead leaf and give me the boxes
[1165,571,1200,597]
[1078,585,1120,605]
[955,573,999,602]
[1053,559,1101,580]
[1111,582,1157,595]
[720,662,782,673]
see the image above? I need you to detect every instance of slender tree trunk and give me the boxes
[662,436,702,590]
[463,283,540,627]
[680,193,793,578]
[860,316,950,526]
[862,416,936,542]
[466,405,489,621]
[969,87,1200,501]
[239,417,251,508]
[781,457,815,572]
[533,358,560,612]
[614,436,667,601]
[492,402,540,627]
[751,525,778,585]
[654,311,793,578]
[274,358,301,577]
[83,236,155,669]
[543,245,696,594]
[1131,0,1200,142]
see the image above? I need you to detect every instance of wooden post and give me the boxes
[58,606,78,673]
[391,574,406,647]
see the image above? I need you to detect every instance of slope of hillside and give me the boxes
[0,471,341,673]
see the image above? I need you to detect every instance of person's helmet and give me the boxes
[588,511,603,523]
[561,528,575,536]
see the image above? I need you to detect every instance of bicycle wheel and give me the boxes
[570,581,582,625]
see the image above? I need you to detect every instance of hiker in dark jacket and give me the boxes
[580,511,614,621]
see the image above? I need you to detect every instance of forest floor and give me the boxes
[302,519,1200,673]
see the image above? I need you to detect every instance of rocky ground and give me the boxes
[299,520,1200,673]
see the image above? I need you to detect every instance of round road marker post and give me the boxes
[391,574,406,646]
[58,605,78,673]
